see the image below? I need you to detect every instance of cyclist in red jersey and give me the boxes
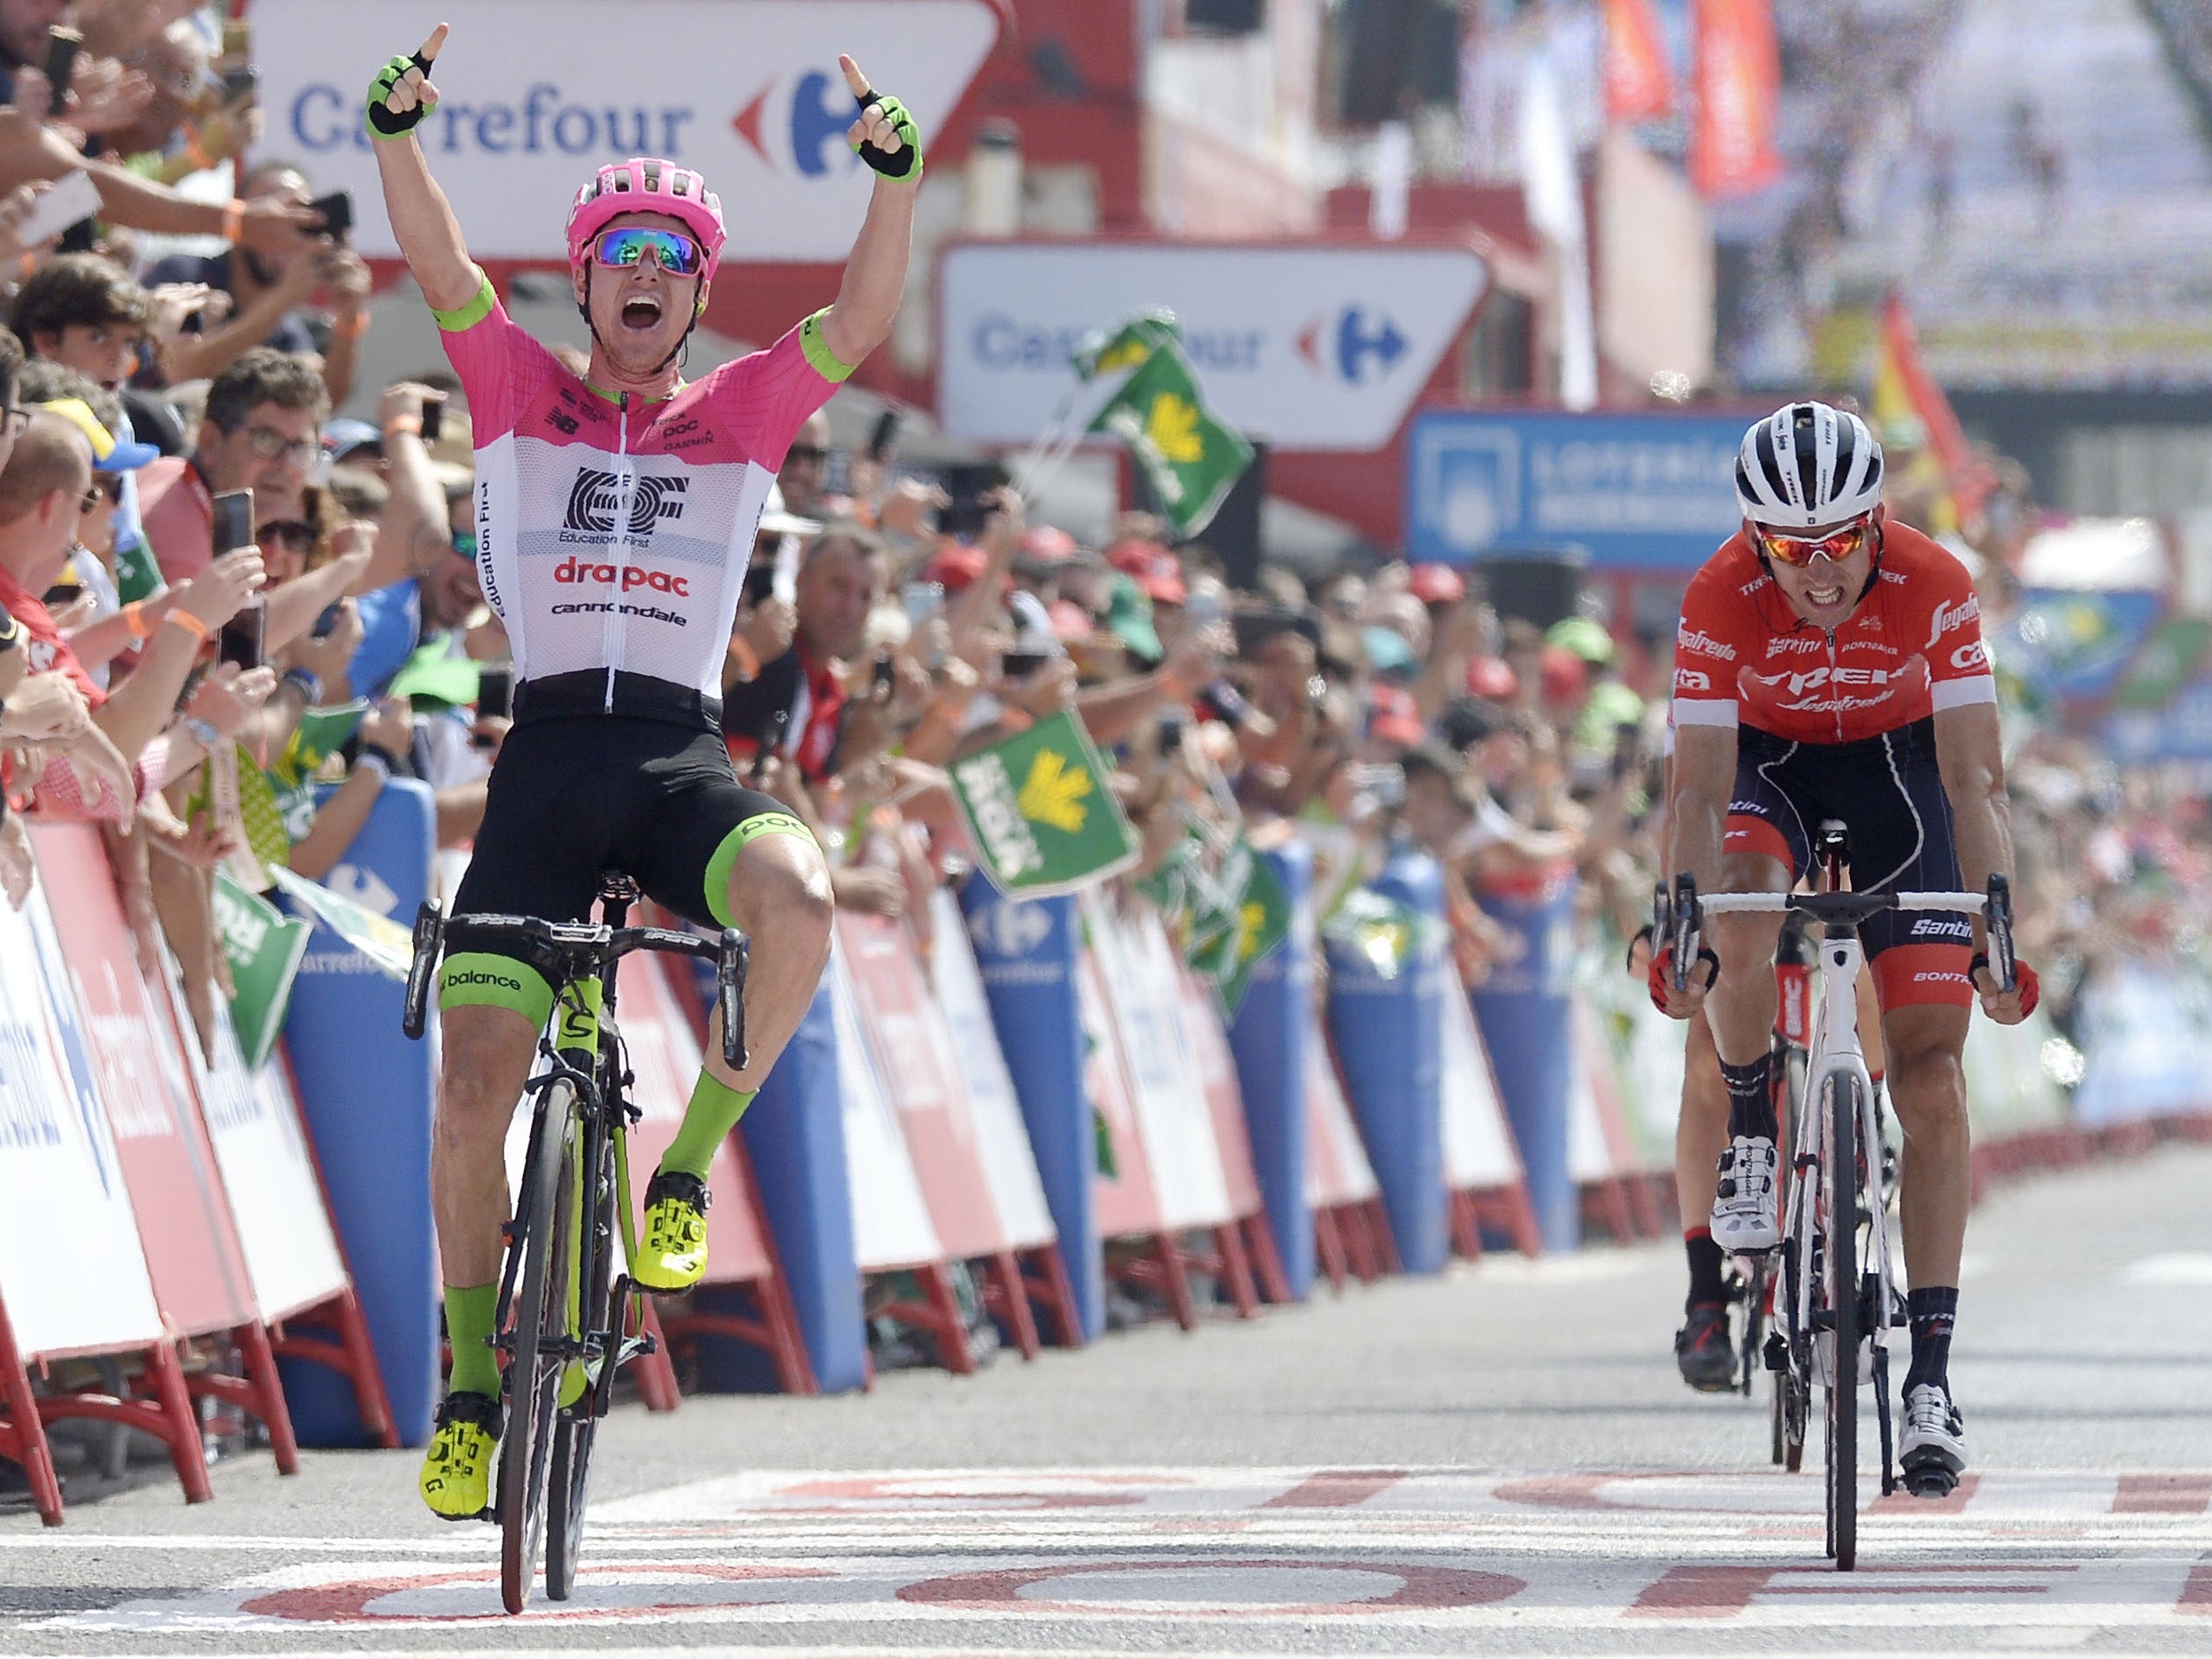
[1652,402,2039,1496]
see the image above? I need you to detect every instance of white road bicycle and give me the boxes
[1659,844,2017,1571]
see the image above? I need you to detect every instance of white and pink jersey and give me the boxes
[435,274,848,704]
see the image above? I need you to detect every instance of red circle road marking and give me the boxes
[238,1563,833,1624]
[898,1559,1525,1614]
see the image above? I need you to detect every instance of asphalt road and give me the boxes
[4,1141,2210,1655]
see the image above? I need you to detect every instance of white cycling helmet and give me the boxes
[1734,402,1885,530]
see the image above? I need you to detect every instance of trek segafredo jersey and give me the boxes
[434,273,849,703]
[1671,521,1996,746]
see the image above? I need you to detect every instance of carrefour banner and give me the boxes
[1406,411,1747,570]
[258,1,1002,264]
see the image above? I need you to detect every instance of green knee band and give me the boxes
[439,951,556,1030]
[702,811,818,928]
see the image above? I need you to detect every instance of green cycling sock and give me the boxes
[443,1282,502,1399]
[657,1072,756,1183]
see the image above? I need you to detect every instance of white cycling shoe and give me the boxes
[1710,1134,1781,1251]
[1900,1382,1968,1496]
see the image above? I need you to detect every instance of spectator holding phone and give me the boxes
[144,160,370,403]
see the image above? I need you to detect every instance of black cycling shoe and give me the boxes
[1675,1302,1738,1393]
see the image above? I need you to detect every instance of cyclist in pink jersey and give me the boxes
[364,25,926,1519]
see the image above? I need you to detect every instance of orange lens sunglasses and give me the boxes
[1753,517,1873,567]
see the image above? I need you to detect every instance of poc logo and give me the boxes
[565,469,689,535]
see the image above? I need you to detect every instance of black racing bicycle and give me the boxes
[403,873,749,1613]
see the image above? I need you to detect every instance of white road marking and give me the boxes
[2120,1252,2212,1285]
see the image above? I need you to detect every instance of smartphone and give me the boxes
[900,580,944,626]
[309,190,353,242]
[419,396,444,445]
[1001,649,1049,680]
[940,461,1010,541]
[211,488,253,555]
[865,409,900,465]
[742,557,776,606]
[217,599,265,672]
[18,169,104,248]
[42,27,80,116]
[477,664,514,721]
[872,655,895,693]
[311,602,342,638]
[770,527,801,605]
[221,64,258,104]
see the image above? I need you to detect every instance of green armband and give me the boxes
[799,310,856,383]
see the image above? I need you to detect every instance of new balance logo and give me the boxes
[564,469,689,535]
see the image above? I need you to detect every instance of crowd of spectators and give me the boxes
[0,0,2186,1101]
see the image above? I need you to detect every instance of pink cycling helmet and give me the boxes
[565,157,727,280]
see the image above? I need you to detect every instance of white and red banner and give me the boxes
[1601,0,1675,124]
[1688,0,1784,199]
[826,943,942,1274]
[254,0,1002,264]
[0,865,165,1359]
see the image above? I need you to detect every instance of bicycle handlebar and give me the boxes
[1657,875,2017,996]
[401,902,751,1068]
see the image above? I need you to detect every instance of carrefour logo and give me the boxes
[1294,304,1407,384]
[292,81,701,157]
[732,70,860,176]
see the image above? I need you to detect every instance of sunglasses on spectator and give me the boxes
[240,425,322,467]
[783,443,826,465]
[1751,515,1874,567]
[256,519,319,554]
[1,404,28,439]
[79,476,124,511]
[592,227,703,275]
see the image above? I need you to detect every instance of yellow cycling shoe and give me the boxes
[419,1390,501,1520]
[634,1170,711,1292]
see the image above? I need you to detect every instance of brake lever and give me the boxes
[403,899,443,1041]
[717,928,749,1071]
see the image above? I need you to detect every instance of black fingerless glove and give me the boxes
[365,52,436,140]
[850,84,924,181]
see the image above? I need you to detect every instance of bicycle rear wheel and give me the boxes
[501,1080,577,1615]
[1824,1071,1861,1571]
[546,1126,618,1601]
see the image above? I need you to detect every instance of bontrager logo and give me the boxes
[1678,623,1737,661]
[564,469,689,535]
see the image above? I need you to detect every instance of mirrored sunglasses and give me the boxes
[593,227,703,275]
[1753,517,1873,568]
[256,519,319,553]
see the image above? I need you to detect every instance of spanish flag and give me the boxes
[1871,290,1996,525]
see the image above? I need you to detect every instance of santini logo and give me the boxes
[564,469,689,535]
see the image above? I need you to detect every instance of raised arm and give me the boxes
[818,55,923,369]
[365,25,481,313]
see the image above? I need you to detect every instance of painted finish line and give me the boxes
[39,1467,2212,1636]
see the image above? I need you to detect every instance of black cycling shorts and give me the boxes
[438,672,815,1029]
[1723,717,1974,1010]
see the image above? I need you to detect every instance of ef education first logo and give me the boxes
[564,470,688,536]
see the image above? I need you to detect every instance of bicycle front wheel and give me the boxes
[546,1127,619,1601]
[501,1079,578,1616]
[1824,1071,1861,1571]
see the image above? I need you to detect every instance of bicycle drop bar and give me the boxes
[1668,880,2018,994]
[401,902,753,1061]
